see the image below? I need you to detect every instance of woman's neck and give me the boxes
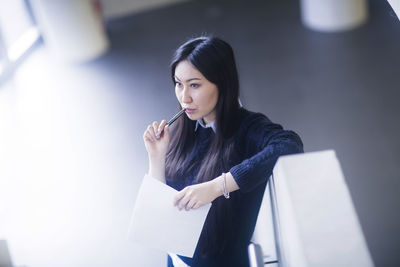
[202,118,215,126]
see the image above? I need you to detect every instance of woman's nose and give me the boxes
[182,87,192,103]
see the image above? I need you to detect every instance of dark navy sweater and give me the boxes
[166,108,303,267]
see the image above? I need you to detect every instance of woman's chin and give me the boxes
[186,113,200,121]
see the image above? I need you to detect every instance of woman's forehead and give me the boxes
[174,60,204,81]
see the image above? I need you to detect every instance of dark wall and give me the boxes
[104,0,400,265]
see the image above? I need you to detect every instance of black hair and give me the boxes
[166,36,242,258]
[167,36,241,182]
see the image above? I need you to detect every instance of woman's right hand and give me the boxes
[143,120,170,159]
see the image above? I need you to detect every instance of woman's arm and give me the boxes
[173,131,302,210]
[148,155,166,183]
[173,172,239,210]
[229,117,304,193]
[143,120,170,183]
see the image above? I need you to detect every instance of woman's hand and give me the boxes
[173,180,221,211]
[143,120,170,159]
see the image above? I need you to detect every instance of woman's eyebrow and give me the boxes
[174,75,201,83]
[186,78,201,82]
[174,76,201,82]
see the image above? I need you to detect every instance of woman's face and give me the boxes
[174,60,219,124]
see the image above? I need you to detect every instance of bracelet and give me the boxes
[221,173,230,199]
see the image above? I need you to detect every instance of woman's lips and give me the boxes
[185,108,196,114]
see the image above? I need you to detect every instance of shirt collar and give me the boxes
[195,119,216,133]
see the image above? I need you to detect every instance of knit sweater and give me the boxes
[166,108,303,267]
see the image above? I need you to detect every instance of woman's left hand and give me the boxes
[173,180,221,211]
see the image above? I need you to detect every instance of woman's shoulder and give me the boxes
[234,108,303,154]
[236,108,282,133]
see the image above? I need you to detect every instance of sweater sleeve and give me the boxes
[229,113,303,193]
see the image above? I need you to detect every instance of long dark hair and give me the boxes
[166,36,241,182]
[166,36,242,258]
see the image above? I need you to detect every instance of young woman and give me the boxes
[143,36,303,267]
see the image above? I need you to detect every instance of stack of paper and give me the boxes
[128,175,211,258]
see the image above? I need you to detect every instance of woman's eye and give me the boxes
[190,83,200,88]
[175,81,182,87]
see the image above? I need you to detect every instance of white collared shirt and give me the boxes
[194,119,216,133]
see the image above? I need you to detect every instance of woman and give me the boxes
[143,36,303,267]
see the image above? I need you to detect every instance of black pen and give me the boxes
[155,108,186,138]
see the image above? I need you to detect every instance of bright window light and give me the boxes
[8,26,39,62]
[0,0,39,81]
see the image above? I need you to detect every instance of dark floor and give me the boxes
[1,0,399,266]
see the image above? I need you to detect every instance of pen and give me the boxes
[155,108,186,138]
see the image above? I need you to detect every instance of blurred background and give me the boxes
[0,0,399,266]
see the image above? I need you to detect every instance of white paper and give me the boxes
[128,174,211,257]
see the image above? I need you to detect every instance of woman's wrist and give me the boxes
[210,176,224,199]
[210,172,239,199]
[148,156,166,183]
[148,169,166,183]
[149,153,166,162]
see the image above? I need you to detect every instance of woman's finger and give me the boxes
[144,131,154,142]
[178,192,191,210]
[186,198,197,211]
[152,121,159,135]
[163,125,170,139]
[159,119,167,128]
[173,188,186,206]
[155,120,167,139]
[192,202,201,209]
[174,187,192,210]
[147,125,156,141]
[178,194,190,210]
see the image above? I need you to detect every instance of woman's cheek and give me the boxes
[175,89,181,103]
[191,91,199,104]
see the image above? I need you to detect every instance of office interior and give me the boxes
[0,0,399,266]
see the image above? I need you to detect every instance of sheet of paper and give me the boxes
[128,174,211,257]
